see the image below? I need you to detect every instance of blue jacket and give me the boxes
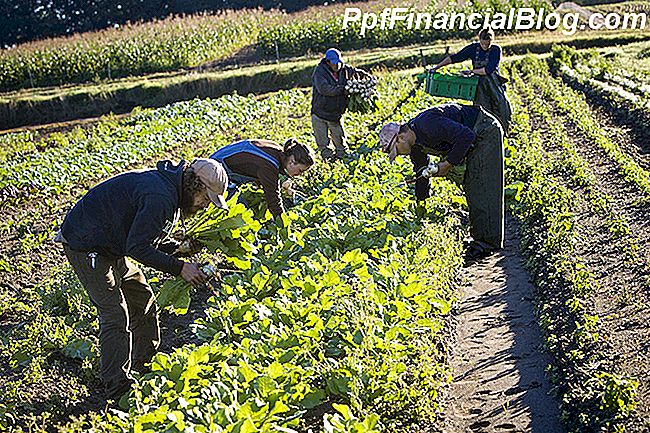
[61,160,185,275]
[450,42,502,75]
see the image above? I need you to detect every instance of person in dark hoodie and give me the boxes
[311,47,373,161]
[56,158,229,401]
[210,138,315,219]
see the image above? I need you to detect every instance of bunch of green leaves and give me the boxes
[347,94,380,115]
[157,196,261,315]
[185,196,261,270]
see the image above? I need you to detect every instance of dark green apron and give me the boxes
[472,45,512,135]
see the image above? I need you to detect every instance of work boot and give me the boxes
[319,146,336,162]
[463,243,495,267]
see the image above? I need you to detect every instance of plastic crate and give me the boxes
[424,72,479,101]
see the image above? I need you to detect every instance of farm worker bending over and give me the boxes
[55,159,229,401]
[379,103,504,263]
[431,28,512,134]
[311,47,373,161]
[210,138,315,218]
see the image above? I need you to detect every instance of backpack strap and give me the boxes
[210,139,280,169]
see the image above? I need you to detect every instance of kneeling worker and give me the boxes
[379,103,504,262]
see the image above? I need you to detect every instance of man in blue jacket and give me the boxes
[57,158,228,400]
[311,47,372,161]
[380,103,504,263]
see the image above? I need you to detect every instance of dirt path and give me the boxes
[443,216,564,433]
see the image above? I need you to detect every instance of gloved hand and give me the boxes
[173,238,204,257]
[421,162,439,178]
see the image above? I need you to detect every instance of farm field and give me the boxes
[2,30,649,130]
[2,1,650,433]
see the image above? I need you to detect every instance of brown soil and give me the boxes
[441,216,564,433]
[527,84,650,432]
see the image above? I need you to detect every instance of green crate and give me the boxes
[424,72,479,101]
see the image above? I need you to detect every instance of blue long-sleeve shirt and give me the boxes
[408,104,479,200]
[450,42,502,75]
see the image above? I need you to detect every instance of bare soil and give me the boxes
[442,216,564,433]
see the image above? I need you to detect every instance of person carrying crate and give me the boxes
[430,28,512,134]
[379,103,504,264]
[311,47,373,161]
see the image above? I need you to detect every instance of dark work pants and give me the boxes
[63,245,160,399]
[463,108,505,251]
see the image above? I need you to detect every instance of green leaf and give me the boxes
[332,403,353,421]
[300,389,325,409]
[61,338,93,360]
[267,362,283,379]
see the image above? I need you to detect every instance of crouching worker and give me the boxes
[210,138,315,219]
[55,158,229,400]
[379,103,504,263]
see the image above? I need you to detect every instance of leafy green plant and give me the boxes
[157,196,261,314]
[505,58,641,432]
[257,0,550,58]
[185,198,261,269]
[0,11,279,91]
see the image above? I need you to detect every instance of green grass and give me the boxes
[2,30,648,130]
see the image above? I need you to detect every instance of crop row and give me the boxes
[1,72,470,432]
[0,11,276,92]
[257,0,549,57]
[517,69,643,266]
[550,45,650,130]
[0,0,561,92]
[538,48,650,198]
[506,58,639,432]
[0,92,311,204]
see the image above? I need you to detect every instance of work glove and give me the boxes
[421,162,440,178]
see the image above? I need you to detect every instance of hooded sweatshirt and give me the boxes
[311,59,369,122]
[61,160,185,275]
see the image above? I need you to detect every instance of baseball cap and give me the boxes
[190,159,229,210]
[379,122,400,162]
[325,48,343,65]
